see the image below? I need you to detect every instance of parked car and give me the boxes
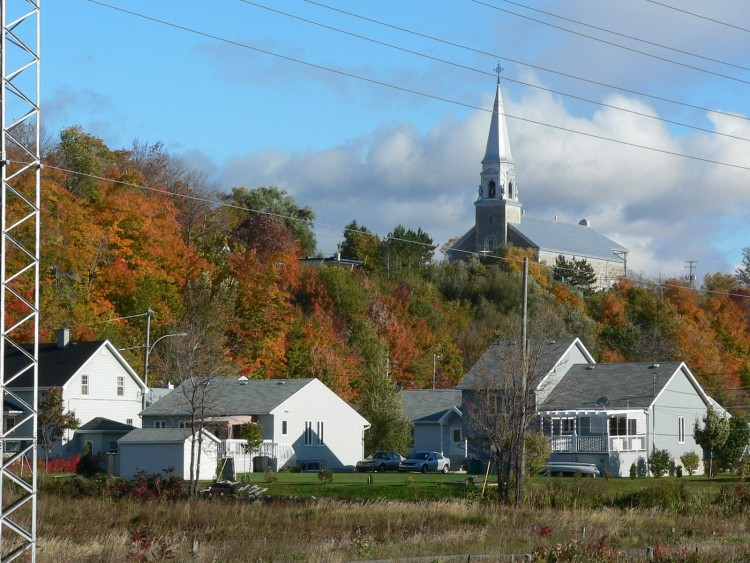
[541,461,600,477]
[399,451,450,473]
[356,451,405,472]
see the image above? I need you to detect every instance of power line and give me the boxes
[645,0,750,34]
[84,1,750,171]
[470,0,750,85]
[487,0,750,71]
[238,0,750,144]
[299,0,750,122]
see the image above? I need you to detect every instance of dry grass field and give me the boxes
[33,474,750,562]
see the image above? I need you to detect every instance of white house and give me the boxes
[118,428,220,481]
[538,361,721,477]
[140,377,370,471]
[5,329,147,456]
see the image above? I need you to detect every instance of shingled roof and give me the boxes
[539,362,689,412]
[457,338,582,391]
[77,417,135,433]
[401,390,462,423]
[140,377,315,417]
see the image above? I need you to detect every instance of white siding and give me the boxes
[119,436,218,480]
[272,380,368,470]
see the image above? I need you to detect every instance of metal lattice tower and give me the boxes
[0,0,40,560]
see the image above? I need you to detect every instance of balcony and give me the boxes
[549,434,645,454]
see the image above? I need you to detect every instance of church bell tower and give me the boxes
[474,70,521,253]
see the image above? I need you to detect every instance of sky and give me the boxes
[42,0,750,280]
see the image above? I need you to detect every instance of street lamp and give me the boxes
[143,332,188,389]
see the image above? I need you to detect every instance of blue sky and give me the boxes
[43,1,750,279]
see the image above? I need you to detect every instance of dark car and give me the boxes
[398,451,450,473]
[356,451,405,472]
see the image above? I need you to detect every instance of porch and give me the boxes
[219,439,295,472]
[542,412,647,455]
[548,434,646,454]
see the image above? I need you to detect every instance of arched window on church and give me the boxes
[486,238,496,252]
[488,181,496,198]
[508,181,513,198]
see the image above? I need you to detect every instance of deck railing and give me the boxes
[549,434,645,453]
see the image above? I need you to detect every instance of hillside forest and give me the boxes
[23,126,750,416]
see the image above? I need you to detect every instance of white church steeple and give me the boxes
[474,70,522,252]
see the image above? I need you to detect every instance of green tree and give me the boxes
[340,220,382,271]
[38,388,80,473]
[382,225,434,277]
[736,247,750,286]
[358,361,412,455]
[716,416,750,472]
[680,451,701,476]
[648,446,671,477]
[224,187,317,256]
[56,125,112,200]
[553,255,597,289]
[241,422,264,454]
[524,431,551,477]
[694,407,731,478]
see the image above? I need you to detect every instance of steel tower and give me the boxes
[0,0,40,560]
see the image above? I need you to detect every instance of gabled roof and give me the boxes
[402,390,462,423]
[140,377,315,417]
[510,217,627,263]
[539,362,686,412]
[5,341,106,388]
[119,427,220,445]
[457,338,583,391]
[77,417,134,433]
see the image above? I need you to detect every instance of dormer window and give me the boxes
[488,181,496,198]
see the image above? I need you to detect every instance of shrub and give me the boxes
[76,452,105,478]
[264,468,278,483]
[736,456,750,481]
[680,451,700,476]
[620,480,688,511]
[524,431,551,477]
[318,469,334,484]
[716,483,750,514]
[648,446,671,477]
[44,454,81,474]
[629,463,637,480]
[676,465,683,478]
[109,473,185,501]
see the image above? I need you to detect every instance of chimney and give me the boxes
[57,328,70,349]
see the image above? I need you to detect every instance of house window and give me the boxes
[304,421,313,446]
[116,376,124,397]
[486,238,496,252]
[154,420,166,429]
[5,417,15,433]
[452,428,462,443]
[126,419,133,426]
[84,441,93,454]
[628,419,637,436]
[81,374,89,396]
[178,420,193,429]
[561,418,575,434]
[579,417,591,434]
[316,421,324,445]
[678,416,685,443]
[109,441,118,453]
[609,416,627,436]
[282,421,287,435]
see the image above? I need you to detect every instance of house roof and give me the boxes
[77,417,134,433]
[4,341,107,388]
[401,390,462,423]
[457,338,581,391]
[140,377,315,417]
[539,362,685,412]
[510,216,627,263]
[119,427,220,444]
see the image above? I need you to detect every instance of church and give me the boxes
[448,77,628,289]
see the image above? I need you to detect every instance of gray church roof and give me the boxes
[457,338,579,391]
[539,362,685,412]
[401,390,462,423]
[483,81,514,165]
[140,377,315,417]
[510,216,626,263]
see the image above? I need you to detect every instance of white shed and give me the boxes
[118,428,220,481]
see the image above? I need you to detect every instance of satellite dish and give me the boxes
[595,396,610,408]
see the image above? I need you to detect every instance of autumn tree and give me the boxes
[340,220,382,271]
[736,247,750,286]
[38,388,80,473]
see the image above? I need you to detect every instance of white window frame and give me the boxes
[561,418,576,434]
[282,420,287,435]
[81,374,89,396]
[154,420,166,429]
[678,416,685,444]
[116,376,124,397]
[304,421,313,446]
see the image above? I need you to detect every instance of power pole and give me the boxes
[514,258,529,505]
[1,1,41,560]
[684,261,697,288]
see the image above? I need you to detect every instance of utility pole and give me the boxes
[432,353,441,390]
[515,257,529,505]
[684,260,697,288]
[143,308,154,387]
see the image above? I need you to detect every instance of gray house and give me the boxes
[401,389,464,466]
[140,376,369,471]
[539,361,719,477]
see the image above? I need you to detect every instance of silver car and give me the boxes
[398,451,450,473]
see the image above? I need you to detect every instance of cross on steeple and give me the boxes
[494,61,504,84]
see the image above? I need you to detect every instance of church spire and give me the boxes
[482,66,514,171]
